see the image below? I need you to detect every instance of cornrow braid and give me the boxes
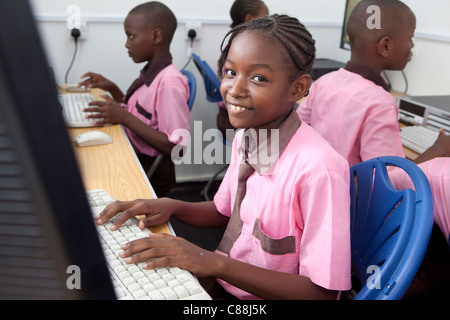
[218,14,316,81]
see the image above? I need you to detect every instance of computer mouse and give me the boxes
[75,131,113,147]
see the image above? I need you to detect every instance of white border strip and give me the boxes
[415,31,450,43]
[34,14,450,43]
[34,14,342,27]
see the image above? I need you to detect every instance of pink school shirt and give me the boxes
[298,68,404,168]
[122,64,190,157]
[299,68,450,245]
[214,121,352,299]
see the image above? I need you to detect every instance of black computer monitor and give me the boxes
[0,1,115,299]
[340,0,362,50]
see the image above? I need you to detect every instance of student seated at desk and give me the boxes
[297,0,450,297]
[96,15,352,300]
[78,2,190,197]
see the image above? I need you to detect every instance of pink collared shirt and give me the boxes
[298,68,404,167]
[122,64,190,157]
[214,122,352,299]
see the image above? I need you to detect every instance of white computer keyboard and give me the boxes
[58,93,101,127]
[400,125,439,154]
[87,189,211,300]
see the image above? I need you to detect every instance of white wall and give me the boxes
[30,0,450,181]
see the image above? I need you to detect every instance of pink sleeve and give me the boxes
[297,169,352,290]
[360,102,405,161]
[155,78,190,147]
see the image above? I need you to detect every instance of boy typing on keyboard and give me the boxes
[78,2,190,197]
[296,0,450,297]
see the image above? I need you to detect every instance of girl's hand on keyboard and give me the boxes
[96,198,175,231]
[120,233,218,278]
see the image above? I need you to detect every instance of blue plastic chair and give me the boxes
[191,53,222,103]
[180,69,197,111]
[350,156,434,300]
[147,69,197,180]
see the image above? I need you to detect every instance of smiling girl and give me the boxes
[96,14,352,300]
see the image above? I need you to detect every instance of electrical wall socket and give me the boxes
[69,21,87,41]
[185,21,201,41]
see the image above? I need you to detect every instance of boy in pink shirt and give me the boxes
[298,0,450,246]
[79,2,190,196]
[96,15,352,300]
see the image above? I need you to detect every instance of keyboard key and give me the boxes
[148,290,165,300]
[184,281,202,295]
[160,287,178,300]
[174,285,190,299]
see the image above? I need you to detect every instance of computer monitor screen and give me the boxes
[0,1,115,299]
[340,0,362,50]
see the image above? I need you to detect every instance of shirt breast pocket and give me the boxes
[135,100,153,122]
[248,219,298,272]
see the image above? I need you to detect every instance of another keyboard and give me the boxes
[87,189,211,300]
[58,93,101,127]
[400,125,439,154]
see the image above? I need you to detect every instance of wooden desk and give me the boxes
[67,88,171,234]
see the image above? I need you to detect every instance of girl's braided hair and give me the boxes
[218,14,316,81]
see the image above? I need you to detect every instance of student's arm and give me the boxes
[360,104,406,162]
[413,129,450,164]
[83,95,176,156]
[96,198,229,231]
[120,109,177,156]
[120,233,338,300]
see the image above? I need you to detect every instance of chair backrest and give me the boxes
[180,69,197,111]
[350,156,434,300]
[191,53,222,103]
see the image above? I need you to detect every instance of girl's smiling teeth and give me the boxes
[229,103,248,112]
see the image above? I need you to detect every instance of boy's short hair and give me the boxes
[129,1,177,44]
[347,0,413,50]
